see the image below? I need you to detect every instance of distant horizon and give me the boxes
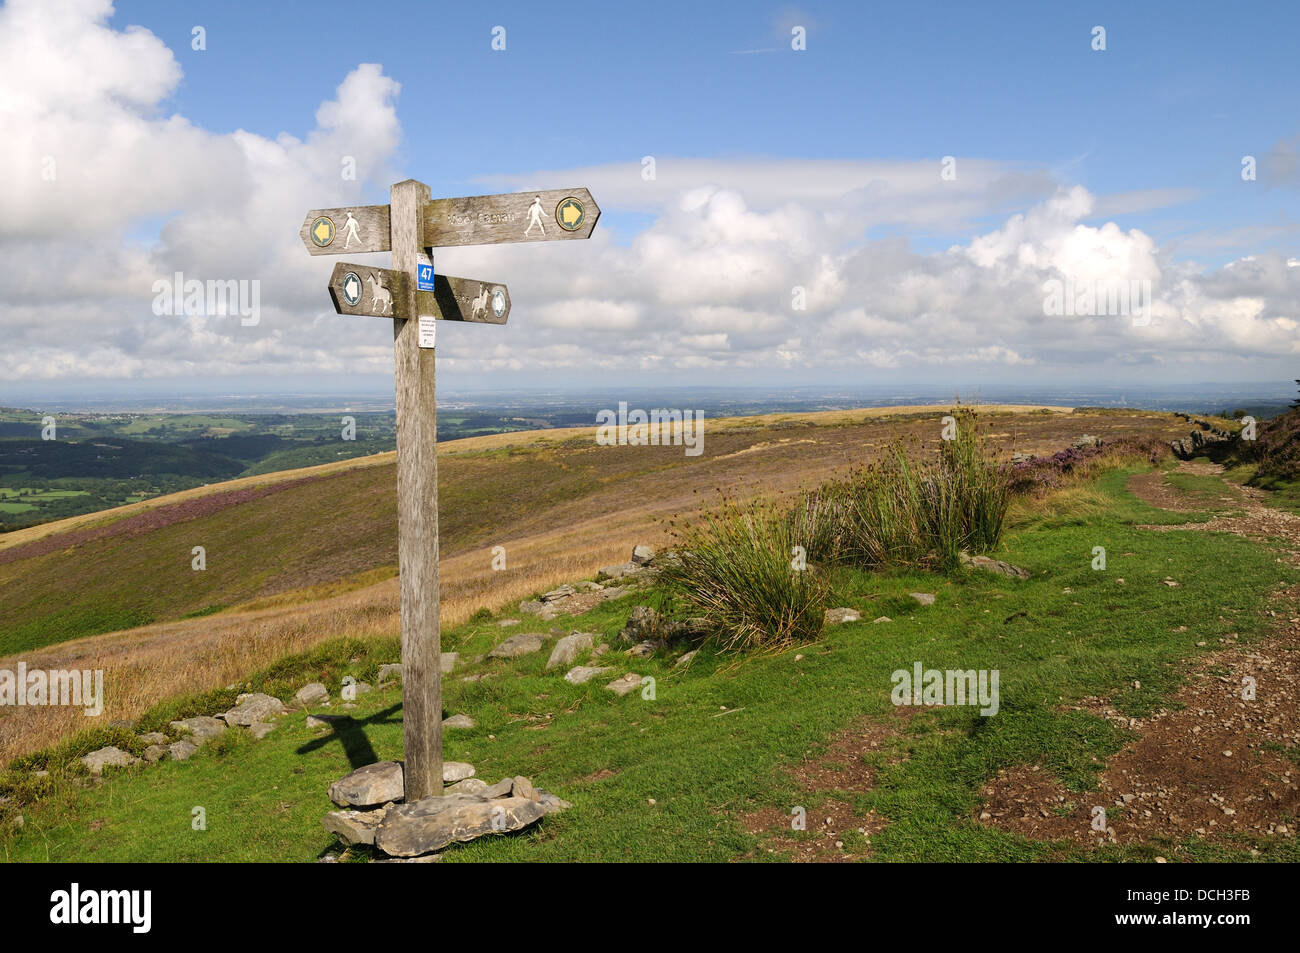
[3,379,1293,416]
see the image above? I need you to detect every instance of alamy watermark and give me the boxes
[596,401,704,457]
[152,271,260,326]
[891,661,999,716]
[0,663,103,716]
[1042,277,1151,327]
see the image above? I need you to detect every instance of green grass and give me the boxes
[1,464,1295,862]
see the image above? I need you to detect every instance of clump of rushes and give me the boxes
[792,410,1010,573]
[659,496,829,653]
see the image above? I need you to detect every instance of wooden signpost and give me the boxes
[301,182,599,800]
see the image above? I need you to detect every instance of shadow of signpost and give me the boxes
[295,702,403,770]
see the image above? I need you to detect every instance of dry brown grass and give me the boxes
[0,404,1182,762]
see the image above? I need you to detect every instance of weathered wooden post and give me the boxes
[300,183,599,801]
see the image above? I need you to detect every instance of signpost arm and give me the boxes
[390,178,442,800]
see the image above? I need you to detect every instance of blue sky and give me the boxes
[119,0,1297,262]
[1,0,1296,397]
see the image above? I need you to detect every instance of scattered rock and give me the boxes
[481,777,515,799]
[442,713,475,730]
[81,746,139,776]
[443,762,476,783]
[169,715,227,743]
[599,562,641,581]
[674,650,698,668]
[294,683,329,707]
[825,607,861,624]
[322,805,390,846]
[541,584,576,603]
[628,640,660,658]
[537,792,572,815]
[490,632,547,659]
[1072,434,1101,449]
[376,795,548,858]
[606,673,644,697]
[306,715,332,730]
[599,586,628,601]
[576,581,604,592]
[373,853,443,863]
[142,745,169,764]
[446,778,488,795]
[168,739,198,762]
[249,722,276,740]
[872,616,892,624]
[512,775,538,801]
[520,600,558,620]
[909,592,936,606]
[1011,451,1034,464]
[564,665,614,685]
[620,605,662,642]
[547,632,595,670]
[440,653,458,674]
[377,663,403,686]
[138,732,169,746]
[960,552,1031,580]
[221,692,286,727]
[631,544,656,566]
[496,618,521,627]
[329,761,405,808]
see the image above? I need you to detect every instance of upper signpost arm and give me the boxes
[422,188,600,248]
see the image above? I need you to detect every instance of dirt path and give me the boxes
[981,462,1300,855]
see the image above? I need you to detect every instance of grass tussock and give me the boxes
[660,412,1011,650]
[658,498,829,653]
[789,411,1010,574]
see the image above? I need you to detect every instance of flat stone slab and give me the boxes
[825,607,861,624]
[442,713,475,729]
[673,650,698,668]
[605,673,644,697]
[489,632,546,659]
[222,692,286,726]
[443,761,476,783]
[375,795,548,858]
[322,806,389,847]
[446,778,489,795]
[329,761,404,808]
[169,715,227,743]
[440,653,458,674]
[541,584,576,603]
[377,663,403,685]
[564,665,614,685]
[909,592,936,606]
[82,746,139,776]
[294,683,329,706]
[546,632,594,670]
[249,722,276,740]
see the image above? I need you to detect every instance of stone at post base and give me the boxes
[375,795,548,858]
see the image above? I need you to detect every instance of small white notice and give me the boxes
[418,316,436,348]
